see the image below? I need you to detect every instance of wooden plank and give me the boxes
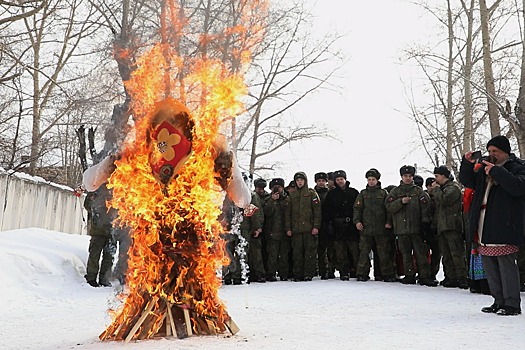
[166,303,177,337]
[224,317,240,335]
[183,308,192,336]
[124,296,158,343]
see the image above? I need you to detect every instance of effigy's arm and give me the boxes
[82,155,117,191]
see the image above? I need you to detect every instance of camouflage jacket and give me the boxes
[240,192,264,234]
[385,181,430,235]
[263,192,287,239]
[353,185,390,236]
[84,183,115,236]
[429,180,463,234]
[284,186,322,233]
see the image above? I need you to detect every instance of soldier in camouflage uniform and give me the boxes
[241,190,265,283]
[324,170,360,281]
[314,172,336,280]
[263,178,290,281]
[385,165,437,287]
[354,168,396,282]
[84,183,117,287]
[425,177,442,283]
[428,166,468,289]
[284,171,322,281]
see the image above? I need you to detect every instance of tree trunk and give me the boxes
[512,0,525,157]
[479,0,501,136]
[461,0,475,153]
[445,0,454,167]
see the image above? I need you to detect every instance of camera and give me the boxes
[272,185,280,194]
[471,150,482,161]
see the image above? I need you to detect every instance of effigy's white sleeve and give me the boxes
[82,156,115,192]
[225,157,251,209]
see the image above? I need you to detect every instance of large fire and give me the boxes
[97,0,268,342]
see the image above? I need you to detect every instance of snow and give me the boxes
[1,228,524,350]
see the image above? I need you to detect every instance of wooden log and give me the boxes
[124,296,158,343]
[206,319,217,335]
[183,308,192,336]
[224,317,240,335]
[166,303,176,337]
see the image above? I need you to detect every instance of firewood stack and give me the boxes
[99,225,239,343]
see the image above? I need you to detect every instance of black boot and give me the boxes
[481,303,502,313]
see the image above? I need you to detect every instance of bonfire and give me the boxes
[81,0,268,342]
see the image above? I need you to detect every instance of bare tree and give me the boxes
[234,2,344,175]
[403,0,522,174]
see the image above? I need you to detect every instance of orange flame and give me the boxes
[102,0,269,341]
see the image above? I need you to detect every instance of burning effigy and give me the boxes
[80,0,267,341]
[83,96,251,342]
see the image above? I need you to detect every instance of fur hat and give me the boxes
[294,172,307,181]
[253,178,267,188]
[425,177,435,187]
[413,175,424,187]
[487,135,511,155]
[433,165,451,178]
[287,180,296,188]
[332,170,347,180]
[365,168,381,180]
[269,178,285,188]
[314,172,328,181]
[399,165,416,176]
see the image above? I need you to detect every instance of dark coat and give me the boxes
[459,154,525,246]
[324,181,359,241]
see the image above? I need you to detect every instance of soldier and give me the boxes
[83,183,117,287]
[245,181,266,282]
[354,168,396,282]
[324,170,360,281]
[428,166,468,289]
[314,172,336,280]
[264,178,290,281]
[284,171,322,281]
[425,177,442,283]
[385,165,437,287]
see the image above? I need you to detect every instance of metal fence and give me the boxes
[0,169,86,235]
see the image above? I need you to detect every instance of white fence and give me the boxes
[0,170,86,235]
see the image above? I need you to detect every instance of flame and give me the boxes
[102,0,269,341]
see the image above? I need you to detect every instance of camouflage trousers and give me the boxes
[334,238,359,278]
[291,231,318,278]
[317,234,336,278]
[265,235,290,279]
[85,235,116,283]
[357,234,395,278]
[438,230,467,280]
[397,234,431,279]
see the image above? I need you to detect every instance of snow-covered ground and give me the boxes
[1,228,524,350]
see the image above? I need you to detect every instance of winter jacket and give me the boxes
[353,184,390,236]
[385,181,431,236]
[240,192,264,236]
[84,183,115,237]
[284,172,322,233]
[263,192,287,240]
[429,180,463,234]
[459,154,525,246]
[324,181,359,241]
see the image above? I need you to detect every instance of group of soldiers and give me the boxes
[221,164,524,292]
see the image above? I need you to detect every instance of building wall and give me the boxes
[0,170,86,235]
